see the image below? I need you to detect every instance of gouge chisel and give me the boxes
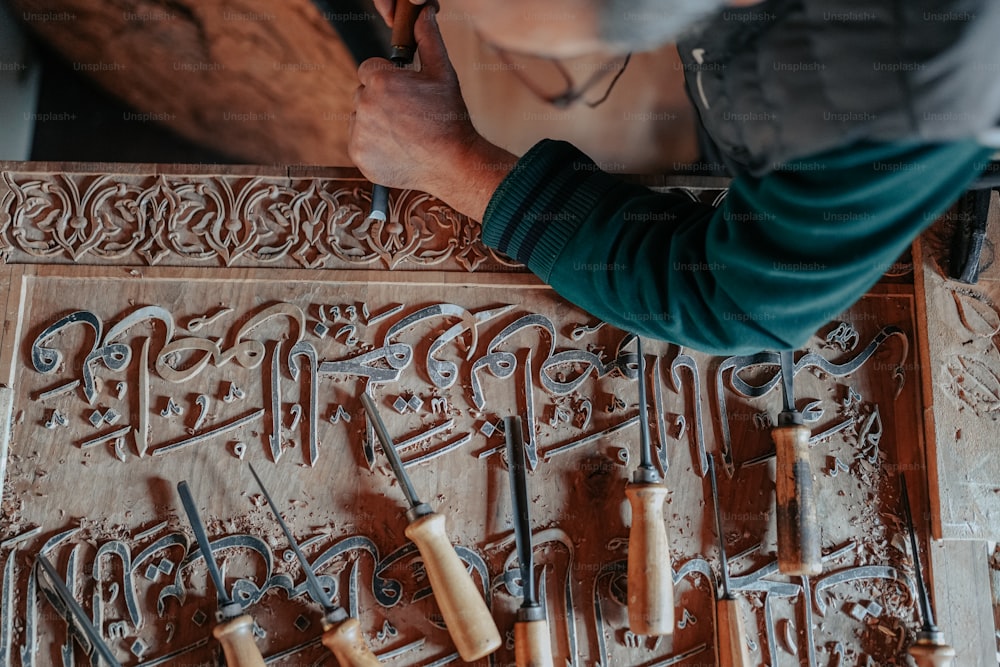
[177,480,266,667]
[504,415,554,667]
[899,474,955,666]
[368,0,424,222]
[707,456,751,667]
[361,393,501,662]
[773,349,821,575]
[625,336,674,635]
[36,554,123,667]
[248,464,380,666]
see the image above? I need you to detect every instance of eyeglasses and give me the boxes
[482,40,632,109]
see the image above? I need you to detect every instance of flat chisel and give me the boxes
[247,464,381,666]
[35,554,123,667]
[368,0,424,222]
[899,474,955,666]
[707,456,751,667]
[625,337,674,635]
[361,393,501,662]
[504,415,554,667]
[773,349,821,575]
[177,480,267,667]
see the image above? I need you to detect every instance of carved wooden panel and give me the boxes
[917,193,1000,542]
[0,257,934,666]
[0,161,962,665]
[0,165,725,273]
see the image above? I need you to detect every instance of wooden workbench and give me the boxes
[0,162,990,666]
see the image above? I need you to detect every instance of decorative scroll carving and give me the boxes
[0,169,727,271]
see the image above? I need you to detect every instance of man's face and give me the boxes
[462,0,608,58]
[458,0,755,57]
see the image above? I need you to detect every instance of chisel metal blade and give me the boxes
[361,393,432,519]
[707,455,734,599]
[177,480,243,619]
[36,554,123,667]
[634,336,659,482]
[899,474,937,631]
[247,464,347,623]
[504,415,540,611]
[778,350,801,424]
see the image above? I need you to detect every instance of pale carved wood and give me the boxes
[916,192,1000,542]
[0,161,981,666]
[0,163,724,271]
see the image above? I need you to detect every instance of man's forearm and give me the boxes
[429,137,517,223]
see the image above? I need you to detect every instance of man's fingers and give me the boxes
[413,6,450,74]
[373,0,428,28]
[357,56,393,85]
[372,0,394,26]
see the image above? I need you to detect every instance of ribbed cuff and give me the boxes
[482,139,622,281]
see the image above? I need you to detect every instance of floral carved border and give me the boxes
[0,167,727,271]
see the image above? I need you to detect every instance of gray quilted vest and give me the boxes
[676,0,1000,175]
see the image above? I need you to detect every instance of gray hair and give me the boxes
[599,0,726,51]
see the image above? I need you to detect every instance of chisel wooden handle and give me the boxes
[369,1,424,222]
[322,617,381,667]
[773,424,821,575]
[908,639,956,667]
[213,615,267,667]
[625,482,674,635]
[405,512,501,661]
[716,597,751,667]
[514,617,554,667]
[390,0,423,63]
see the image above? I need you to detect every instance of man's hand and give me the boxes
[371,0,428,29]
[349,5,516,221]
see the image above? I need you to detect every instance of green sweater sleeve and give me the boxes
[481,139,991,354]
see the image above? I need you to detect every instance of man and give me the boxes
[350,0,999,354]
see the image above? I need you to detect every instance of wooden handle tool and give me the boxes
[707,455,751,667]
[900,474,955,666]
[505,416,554,667]
[322,617,381,667]
[390,0,423,64]
[177,480,267,666]
[625,483,674,635]
[626,337,674,636]
[362,393,501,662]
[773,350,821,575]
[247,464,381,666]
[514,610,554,667]
[213,616,267,667]
[908,633,956,667]
[369,0,425,221]
[405,513,502,661]
[715,597,751,667]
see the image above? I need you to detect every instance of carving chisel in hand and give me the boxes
[177,480,267,667]
[504,415,554,667]
[772,349,821,575]
[625,337,674,635]
[368,0,424,222]
[899,474,955,666]
[35,554,123,667]
[361,393,501,662]
[707,456,751,667]
[247,464,380,666]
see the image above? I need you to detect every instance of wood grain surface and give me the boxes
[0,163,973,666]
